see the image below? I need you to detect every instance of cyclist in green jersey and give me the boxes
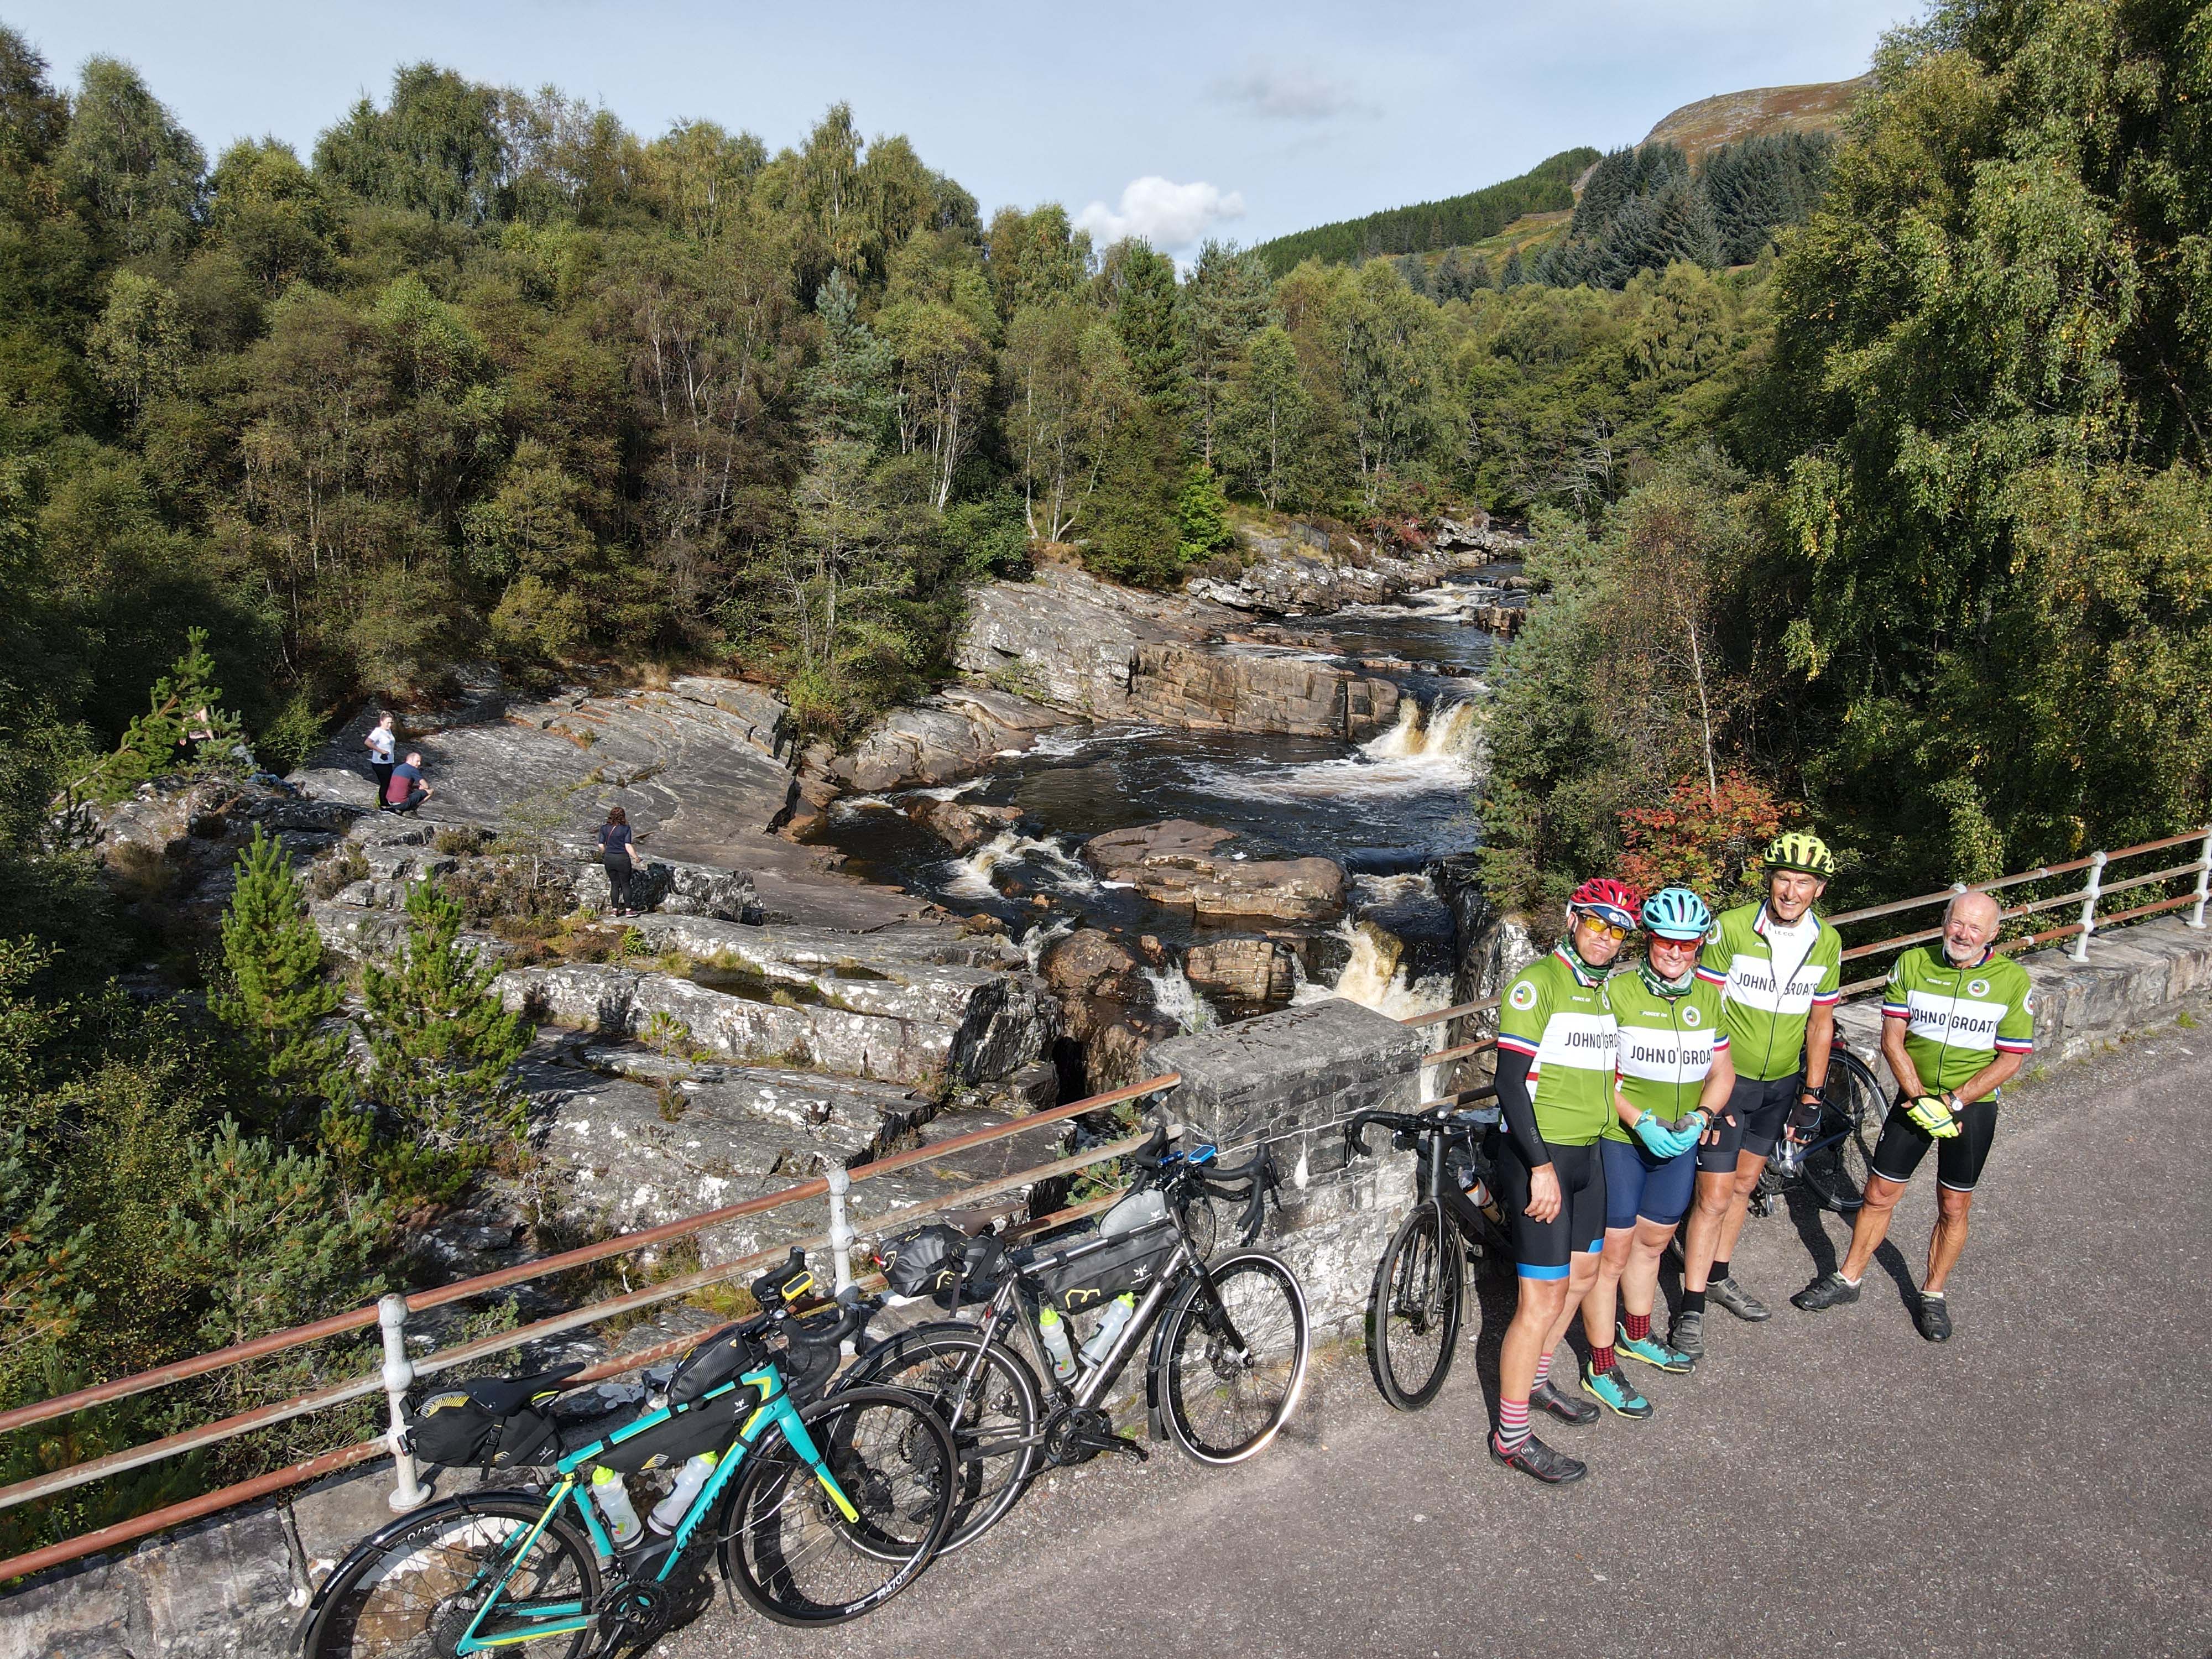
[1486,877,1637,1485]
[1676,833,1842,1357]
[1579,888,1737,1418]
[1792,889,2032,1340]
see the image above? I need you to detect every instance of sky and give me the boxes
[12,1,1919,256]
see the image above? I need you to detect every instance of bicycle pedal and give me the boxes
[1095,1432,1148,1463]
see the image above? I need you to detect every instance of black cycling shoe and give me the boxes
[1490,1432,1588,1484]
[1531,1379,1600,1426]
[1709,1276,1771,1322]
[1915,1293,1953,1342]
[1669,1309,1705,1359]
[1791,1271,1862,1312]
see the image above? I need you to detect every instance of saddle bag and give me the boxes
[406,1387,561,1473]
[1022,1219,1179,1313]
[878,1223,965,1303]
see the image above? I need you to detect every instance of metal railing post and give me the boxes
[2193,827,2212,930]
[378,1295,429,1512]
[826,1164,856,1356]
[2071,851,2107,963]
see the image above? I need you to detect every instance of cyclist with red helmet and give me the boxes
[1487,875,1636,1485]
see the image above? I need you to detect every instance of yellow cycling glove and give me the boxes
[1904,1094,1960,1138]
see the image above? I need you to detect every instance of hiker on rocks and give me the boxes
[598,806,646,915]
[383,752,434,815]
[364,711,396,801]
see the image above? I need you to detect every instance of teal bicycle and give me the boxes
[300,1253,957,1655]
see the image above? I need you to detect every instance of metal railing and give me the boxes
[6,823,2206,1587]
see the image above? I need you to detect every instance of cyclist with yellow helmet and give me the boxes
[1674,832,1842,1358]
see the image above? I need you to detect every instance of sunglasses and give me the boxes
[1578,916,1632,942]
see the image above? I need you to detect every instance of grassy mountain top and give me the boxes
[1249,148,1601,275]
[1640,76,1871,164]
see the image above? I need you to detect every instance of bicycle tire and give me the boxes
[718,1386,957,1627]
[1803,1048,1887,1213]
[303,1490,601,1659]
[1366,1200,1463,1411]
[1158,1250,1310,1465]
[837,1321,1043,1553]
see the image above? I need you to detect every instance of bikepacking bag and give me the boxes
[406,1386,561,1473]
[1022,1219,1178,1314]
[589,1387,746,1476]
[666,1322,766,1406]
[878,1223,965,1303]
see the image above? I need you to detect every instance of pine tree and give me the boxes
[212,826,346,1137]
[352,878,527,1202]
[76,628,242,804]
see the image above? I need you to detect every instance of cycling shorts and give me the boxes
[1496,1139,1605,1280]
[1697,1071,1802,1172]
[1871,1093,1999,1192]
[1600,1136,1697,1230]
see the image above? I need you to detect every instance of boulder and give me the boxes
[901,798,1024,854]
[1183,935,1299,1015]
[1081,820,1348,925]
[1039,928,1179,1094]
[573,855,759,922]
[310,900,515,968]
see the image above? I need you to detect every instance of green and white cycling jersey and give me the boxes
[1496,946,1618,1146]
[1881,946,2034,1093]
[1697,902,1843,1081]
[1600,970,1730,1142]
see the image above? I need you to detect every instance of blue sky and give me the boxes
[13,1,1917,254]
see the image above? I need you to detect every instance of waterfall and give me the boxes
[1144,964,1218,1034]
[942,830,1102,900]
[1294,918,1455,1021]
[1359,697,1483,764]
[1019,915,1073,972]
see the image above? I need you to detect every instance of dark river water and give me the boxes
[821,575,1515,1020]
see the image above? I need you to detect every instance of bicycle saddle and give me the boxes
[465,1361,585,1416]
[941,1202,1020,1237]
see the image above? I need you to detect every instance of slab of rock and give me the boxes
[310,900,516,968]
[572,855,759,922]
[1184,935,1300,1014]
[831,690,1072,792]
[1039,928,1179,1093]
[666,675,796,760]
[1081,820,1347,924]
[1128,641,1400,739]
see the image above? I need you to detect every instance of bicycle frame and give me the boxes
[447,1363,855,1653]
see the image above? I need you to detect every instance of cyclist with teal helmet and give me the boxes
[1675,832,1842,1358]
[1578,887,1736,1418]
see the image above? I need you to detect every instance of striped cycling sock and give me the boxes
[1588,1343,1616,1375]
[1495,1397,1531,1454]
[1533,1349,1553,1388]
[1624,1311,1651,1343]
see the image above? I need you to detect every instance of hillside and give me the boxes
[1249,148,1600,275]
[1640,76,1870,164]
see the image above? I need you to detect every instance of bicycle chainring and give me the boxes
[598,1577,671,1651]
[1041,1405,1117,1466]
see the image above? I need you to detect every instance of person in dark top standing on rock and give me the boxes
[384,752,433,814]
[364,711,396,802]
[598,806,641,915]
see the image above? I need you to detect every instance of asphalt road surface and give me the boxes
[661,1020,2212,1659]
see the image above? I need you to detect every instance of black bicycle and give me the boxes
[843,1122,1311,1551]
[1344,1100,1513,1411]
[1752,1046,1887,1215]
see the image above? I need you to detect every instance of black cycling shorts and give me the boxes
[1496,1139,1605,1280]
[1696,1070,1802,1172]
[1871,1093,1999,1192]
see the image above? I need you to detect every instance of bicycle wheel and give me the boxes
[1158,1250,1310,1465]
[304,1491,601,1659]
[1803,1048,1887,1213]
[718,1386,957,1627]
[839,1321,1042,1552]
[1366,1201,1463,1411]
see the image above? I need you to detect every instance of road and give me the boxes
[662,1020,2212,1659]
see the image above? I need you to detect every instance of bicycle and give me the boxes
[299,1250,958,1656]
[1752,1046,1886,1216]
[842,1121,1311,1552]
[1343,1098,1512,1411]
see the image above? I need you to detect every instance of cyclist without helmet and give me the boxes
[1675,832,1842,1358]
[1791,889,2032,1341]
[1488,876,1636,1485]
[1578,888,1736,1420]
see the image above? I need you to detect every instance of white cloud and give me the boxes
[1208,60,1375,122]
[1076,177,1246,253]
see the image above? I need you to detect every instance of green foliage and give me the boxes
[351,879,528,1202]
[57,56,205,257]
[1251,148,1600,274]
[74,627,242,806]
[212,828,347,1136]
[1174,464,1232,564]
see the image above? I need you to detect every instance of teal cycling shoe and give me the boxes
[1581,1363,1653,1420]
[1615,1328,1695,1373]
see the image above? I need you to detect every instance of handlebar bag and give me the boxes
[405,1389,560,1473]
[1023,1219,1179,1313]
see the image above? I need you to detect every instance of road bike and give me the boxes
[1752,1046,1887,1215]
[299,1251,957,1656]
[1343,1100,1513,1411]
[842,1121,1310,1552]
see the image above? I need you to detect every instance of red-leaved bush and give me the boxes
[1618,770,1791,904]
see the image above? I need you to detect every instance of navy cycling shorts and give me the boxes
[1600,1136,1697,1230]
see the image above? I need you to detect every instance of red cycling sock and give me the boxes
[1624,1311,1651,1343]
[1588,1343,1616,1375]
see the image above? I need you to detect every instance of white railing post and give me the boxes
[2192,826,2212,930]
[826,1164,857,1356]
[378,1294,429,1512]
[2071,851,2107,964]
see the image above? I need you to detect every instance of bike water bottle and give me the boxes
[591,1466,643,1547]
[647,1451,718,1535]
[1036,1305,1077,1379]
[1078,1293,1136,1366]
